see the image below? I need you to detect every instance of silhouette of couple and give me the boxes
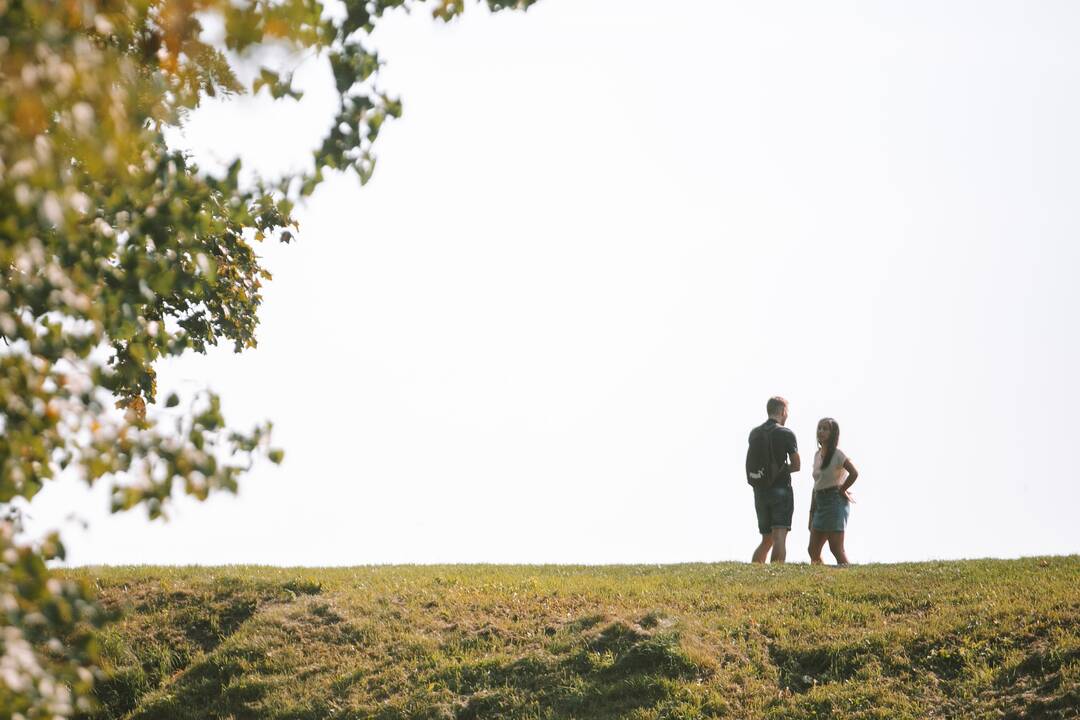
[745,396,860,565]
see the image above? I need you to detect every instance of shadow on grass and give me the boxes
[87,579,313,719]
[994,645,1080,720]
[430,615,714,720]
[126,644,274,720]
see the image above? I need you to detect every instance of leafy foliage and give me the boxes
[0,0,538,715]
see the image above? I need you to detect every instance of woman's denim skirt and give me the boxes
[811,487,850,532]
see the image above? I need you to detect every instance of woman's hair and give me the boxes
[818,417,840,470]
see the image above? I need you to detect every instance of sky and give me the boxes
[27,0,1080,565]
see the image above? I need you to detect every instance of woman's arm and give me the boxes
[840,458,859,498]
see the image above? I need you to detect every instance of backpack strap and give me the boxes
[765,424,777,486]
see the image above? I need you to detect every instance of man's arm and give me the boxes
[781,429,800,473]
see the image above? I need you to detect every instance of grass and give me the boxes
[65,557,1079,719]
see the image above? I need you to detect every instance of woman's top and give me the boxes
[812,447,849,491]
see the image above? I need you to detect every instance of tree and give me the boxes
[0,0,538,715]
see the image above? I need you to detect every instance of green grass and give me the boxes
[66,557,1079,719]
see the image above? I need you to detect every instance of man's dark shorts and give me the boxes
[753,485,794,535]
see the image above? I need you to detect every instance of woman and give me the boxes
[808,417,859,565]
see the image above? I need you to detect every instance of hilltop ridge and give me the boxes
[71,557,1079,719]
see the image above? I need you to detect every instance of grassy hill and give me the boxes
[67,557,1079,719]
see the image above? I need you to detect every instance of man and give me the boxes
[746,396,800,563]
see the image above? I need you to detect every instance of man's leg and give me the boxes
[752,534,773,564]
[751,488,773,563]
[827,532,849,566]
[808,530,827,564]
[768,486,793,564]
[769,528,788,563]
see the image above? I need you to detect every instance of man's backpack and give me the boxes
[745,424,781,488]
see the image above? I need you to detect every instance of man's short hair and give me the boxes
[766,396,788,416]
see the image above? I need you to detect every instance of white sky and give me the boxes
[31,0,1080,565]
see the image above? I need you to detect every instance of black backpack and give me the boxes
[745,424,781,488]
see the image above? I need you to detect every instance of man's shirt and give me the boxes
[748,419,798,487]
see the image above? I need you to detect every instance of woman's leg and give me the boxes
[808,530,827,564]
[827,532,849,566]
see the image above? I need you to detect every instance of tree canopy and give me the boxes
[0,0,537,715]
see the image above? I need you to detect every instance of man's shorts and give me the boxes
[753,485,794,535]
